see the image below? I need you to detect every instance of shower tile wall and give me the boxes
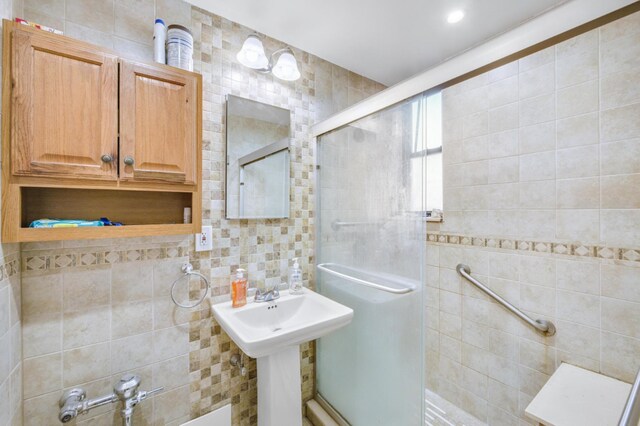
[9,0,385,425]
[426,11,640,425]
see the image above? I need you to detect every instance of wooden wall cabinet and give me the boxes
[11,27,119,180]
[2,20,202,242]
[119,60,197,185]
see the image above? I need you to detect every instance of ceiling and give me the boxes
[186,0,569,86]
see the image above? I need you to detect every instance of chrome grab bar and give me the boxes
[456,264,556,336]
[619,368,640,426]
[331,220,377,231]
[317,263,413,294]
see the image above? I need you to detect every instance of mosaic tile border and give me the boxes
[0,256,19,280]
[427,233,640,263]
[22,246,190,272]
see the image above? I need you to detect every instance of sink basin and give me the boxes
[211,288,353,358]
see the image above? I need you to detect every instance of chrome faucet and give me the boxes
[254,282,280,302]
[59,374,162,425]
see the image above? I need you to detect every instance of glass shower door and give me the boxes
[316,95,425,425]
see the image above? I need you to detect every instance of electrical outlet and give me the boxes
[195,226,213,252]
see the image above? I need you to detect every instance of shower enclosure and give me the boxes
[315,93,434,425]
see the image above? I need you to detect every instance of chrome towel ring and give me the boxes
[170,262,210,309]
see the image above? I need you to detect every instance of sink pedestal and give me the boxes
[257,346,302,426]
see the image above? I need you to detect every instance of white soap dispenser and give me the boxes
[288,258,304,294]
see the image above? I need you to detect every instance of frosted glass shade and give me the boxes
[272,50,301,81]
[237,35,269,69]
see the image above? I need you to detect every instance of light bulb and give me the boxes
[272,50,301,81]
[237,35,269,69]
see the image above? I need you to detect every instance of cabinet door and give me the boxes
[11,28,118,179]
[119,60,198,186]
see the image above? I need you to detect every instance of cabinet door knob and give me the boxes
[123,156,135,166]
[101,154,113,163]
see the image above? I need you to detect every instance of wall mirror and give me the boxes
[225,95,290,219]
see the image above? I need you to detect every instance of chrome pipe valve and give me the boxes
[58,389,86,423]
[58,374,163,425]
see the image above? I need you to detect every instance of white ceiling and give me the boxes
[186,0,569,86]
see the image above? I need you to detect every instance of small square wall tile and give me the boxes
[519,93,555,127]
[66,0,115,34]
[23,353,62,399]
[557,177,599,209]
[601,103,640,143]
[601,68,640,110]
[556,30,598,88]
[600,22,640,76]
[556,145,599,179]
[601,263,640,302]
[488,75,518,108]
[556,112,599,149]
[556,210,599,243]
[520,151,555,182]
[601,210,640,247]
[556,80,598,119]
[600,139,640,175]
[488,156,519,183]
[62,342,110,386]
[519,121,555,154]
[601,174,640,209]
[601,331,640,383]
[518,210,556,241]
[602,298,640,340]
[519,62,554,100]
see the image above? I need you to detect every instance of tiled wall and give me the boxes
[10,0,385,425]
[0,244,21,426]
[426,11,640,425]
[20,238,194,426]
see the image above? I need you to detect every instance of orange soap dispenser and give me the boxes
[231,268,248,308]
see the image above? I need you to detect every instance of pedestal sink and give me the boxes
[211,288,353,426]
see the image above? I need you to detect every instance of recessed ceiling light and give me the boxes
[447,10,465,24]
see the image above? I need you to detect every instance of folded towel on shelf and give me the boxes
[29,219,105,228]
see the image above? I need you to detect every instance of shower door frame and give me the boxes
[311,133,351,426]
[311,96,428,425]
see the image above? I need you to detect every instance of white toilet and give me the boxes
[181,405,231,426]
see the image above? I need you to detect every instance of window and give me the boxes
[409,92,443,215]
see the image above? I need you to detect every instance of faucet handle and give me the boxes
[247,286,257,300]
[254,287,264,302]
[137,387,164,402]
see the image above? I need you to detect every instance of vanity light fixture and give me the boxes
[447,9,465,24]
[237,33,301,81]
